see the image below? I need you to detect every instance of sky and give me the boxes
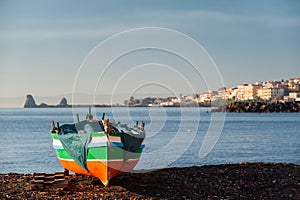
[0,0,300,107]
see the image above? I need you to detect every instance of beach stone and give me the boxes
[1,163,300,199]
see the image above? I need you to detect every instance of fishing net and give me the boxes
[58,121,104,171]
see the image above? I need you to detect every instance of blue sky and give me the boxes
[0,0,300,107]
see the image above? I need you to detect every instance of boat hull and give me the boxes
[57,158,140,186]
[52,132,144,186]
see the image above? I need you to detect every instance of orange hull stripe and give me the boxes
[58,159,139,186]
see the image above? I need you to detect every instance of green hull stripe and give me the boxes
[52,134,59,139]
[56,146,142,160]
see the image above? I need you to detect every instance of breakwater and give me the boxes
[213,101,300,113]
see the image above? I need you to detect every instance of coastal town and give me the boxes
[124,77,300,107]
[24,77,300,112]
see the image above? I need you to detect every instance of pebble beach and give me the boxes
[1,162,299,199]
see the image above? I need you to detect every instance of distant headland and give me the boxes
[23,94,111,108]
[24,94,70,108]
[23,93,300,112]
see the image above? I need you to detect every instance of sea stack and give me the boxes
[24,94,37,108]
[58,97,69,107]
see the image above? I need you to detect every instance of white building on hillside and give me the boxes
[257,87,284,100]
[198,90,218,103]
[236,84,261,101]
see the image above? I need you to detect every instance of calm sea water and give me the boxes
[0,107,299,174]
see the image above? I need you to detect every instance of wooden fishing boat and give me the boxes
[51,108,145,186]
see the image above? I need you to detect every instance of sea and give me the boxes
[0,107,299,174]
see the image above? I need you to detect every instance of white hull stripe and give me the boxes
[90,136,108,143]
[52,142,145,149]
[57,157,139,162]
[53,136,107,145]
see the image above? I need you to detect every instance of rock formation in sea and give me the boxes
[24,94,37,108]
[23,95,69,108]
[39,103,50,108]
[58,97,68,107]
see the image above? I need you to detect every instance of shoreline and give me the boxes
[213,101,300,113]
[21,101,300,113]
[1,162,299,199]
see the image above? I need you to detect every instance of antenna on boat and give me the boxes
[76,114,80,123]
[141,121,145,131]
[56,122,61,133]
[86,106,93,120]
[51,120,56,133]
